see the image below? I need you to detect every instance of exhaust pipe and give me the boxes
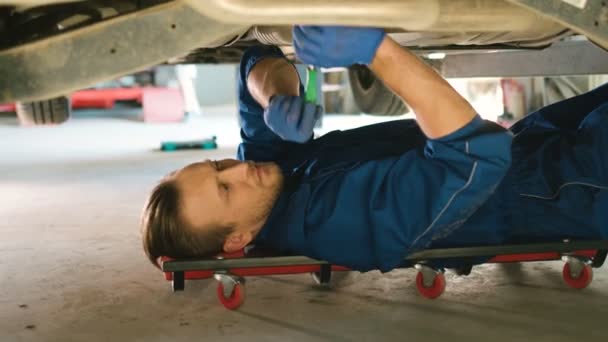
[185,0,563,33]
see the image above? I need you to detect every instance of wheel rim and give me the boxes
[217,282,245,310]
[562,263,593,289]
[416,272,446,299]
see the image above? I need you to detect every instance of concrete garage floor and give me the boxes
[1,107,607,342]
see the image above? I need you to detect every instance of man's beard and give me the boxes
[250,174,283,226]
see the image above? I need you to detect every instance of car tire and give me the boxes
[348,65,409,116]
[16,96,71,125]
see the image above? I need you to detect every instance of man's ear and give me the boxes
[223,231,253,253]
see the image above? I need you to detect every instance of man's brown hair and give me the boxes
[140,174,233,268]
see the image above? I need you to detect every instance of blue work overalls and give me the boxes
[237,46,608,272]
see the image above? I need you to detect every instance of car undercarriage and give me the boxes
[0,0,606,105]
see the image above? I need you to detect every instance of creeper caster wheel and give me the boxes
[215,273,246,310]
[217,283,245,310]
[415,265,446,299]
[562,258,593,289]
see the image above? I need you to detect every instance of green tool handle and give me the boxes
[305,66,318,104]
[160,136,217,151]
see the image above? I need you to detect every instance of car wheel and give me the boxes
[16,96,71,125]
[348,65,409,116]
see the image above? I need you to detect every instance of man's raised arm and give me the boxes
[369,36,477,139]
[293,26,476,139]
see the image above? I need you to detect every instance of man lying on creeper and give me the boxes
[141,26,608,272]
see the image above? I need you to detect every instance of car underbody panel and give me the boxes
[0,0,606,102]
[438,38,608,78]
[506,0,608,51]
[0,1,246,102]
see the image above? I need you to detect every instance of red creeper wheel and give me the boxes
[217,282,245,310]
[416,271,446,299]
[562,263,593,289]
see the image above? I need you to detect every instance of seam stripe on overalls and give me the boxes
[410,140,478,248]
[520,182,608,200]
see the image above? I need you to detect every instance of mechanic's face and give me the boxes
[175,159,283,252]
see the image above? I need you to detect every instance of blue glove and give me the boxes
[263,95,323,143]
[293,25,386,67]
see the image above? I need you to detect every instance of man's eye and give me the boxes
[214,161,220,170]
[221,183,230,192]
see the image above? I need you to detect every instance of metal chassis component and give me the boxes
[172,271,185,291]
[162,239,608,273]
[437,39,608,78]
[163,240,607,294]
[186,0,563,34]
[312,263,332,285]
[2,0,606,102]
[0,0,246,103]
[506,0,608,50]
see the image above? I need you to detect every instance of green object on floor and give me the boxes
[305,66,318,104]
[160,136,217,151]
